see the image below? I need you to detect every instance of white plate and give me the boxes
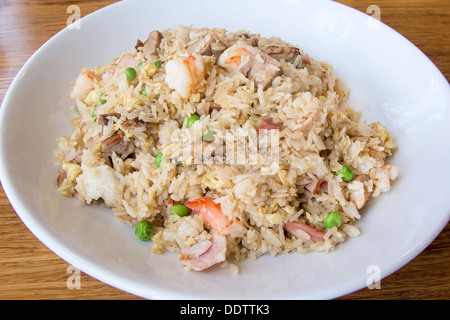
[1,0,449,300]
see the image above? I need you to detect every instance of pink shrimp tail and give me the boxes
[185,197,245,236]
[185,197,209,212]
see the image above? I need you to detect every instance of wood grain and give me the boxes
[0,0,449,300]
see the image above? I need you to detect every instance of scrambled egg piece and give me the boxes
[370,122,396,153]
[328,109,346,121]
[92,65,108,77]
[259,201,285,224]
[63,161,82,182]
[138,63,158,83]
[318,95,328,103]
[202,172,232,189]
[151,230,164,254]
[83,91,98,106]
[142,82,162,102]
[182,237,197,247]
[246,187,257,197]
[265,212,284,224]
[277,168,289,186]
[189,92,201,103]
[121,94,142,112]
[261,162,280,175]
[58,161,82,196]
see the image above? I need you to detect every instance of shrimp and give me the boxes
[179,229,227,271]
[349,175,370,209]
[70,69,101,100]
[217,44,282,89]
[371,164,399,197]
[217,43,261,73]
[185,196,246,236]
[165,54,205,99]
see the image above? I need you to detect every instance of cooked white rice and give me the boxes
[55,26,398,274]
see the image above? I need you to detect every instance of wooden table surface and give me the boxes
[0,0,449,300]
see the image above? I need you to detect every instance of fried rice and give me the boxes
[55,25,398,274]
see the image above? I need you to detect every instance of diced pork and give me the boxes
[284,221,325,242]
[217,44,282,90]
[265,46,301,63]
[143,30,163,58]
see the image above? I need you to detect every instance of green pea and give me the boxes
[141,89,147,96]
[336,164,353,181]
[323,211,342,229]
[155,152,163,167]
[202,130,214,142]
[170,204,189,217]
[186,114,200,128]
[154,60,162,68]
[135,221,153,241]
[137,61,144,68]
[99,93,107,104]
[91,109,98,121]
[125,67,137,81]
